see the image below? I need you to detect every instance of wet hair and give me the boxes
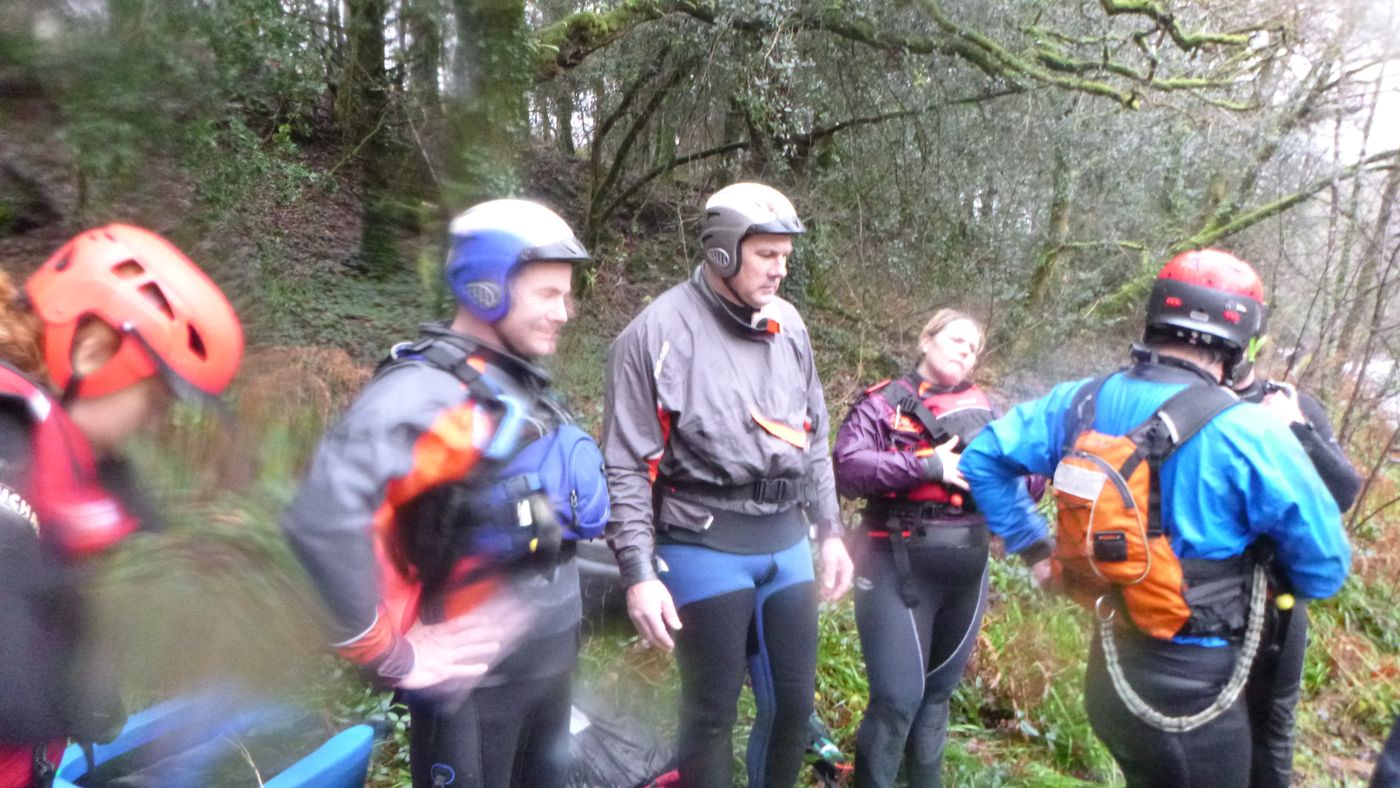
[1143,326,1229,368]
[919,309,985,355]
[0,270,47,382]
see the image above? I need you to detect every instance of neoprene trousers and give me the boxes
[1245,601,1308,788]
[1373,715,1400,787]
[406,671,574,788]
[657,538,818,788]
[1085,628,1250,788]
[851,539,989,788]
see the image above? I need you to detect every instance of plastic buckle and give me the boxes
[754,478,793,503]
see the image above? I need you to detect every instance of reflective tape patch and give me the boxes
[0,482,37,533]
[1053,462,1107,501]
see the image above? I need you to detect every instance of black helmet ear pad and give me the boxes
[705,247,737,278]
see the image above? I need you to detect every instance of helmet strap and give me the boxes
[718,272,756,311]
[59,374,83,408]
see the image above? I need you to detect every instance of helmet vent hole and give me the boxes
[112,260,146,279]
[186,325,207,359]
[138,283,175,319]
[53,252,73,271]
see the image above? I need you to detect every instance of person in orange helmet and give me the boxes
[0,225,244,788]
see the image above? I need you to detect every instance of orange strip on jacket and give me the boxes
[382,403,485,513]
[334,603,401,665]
[647,407,674,482]
[367,402,488,641]
[750,408,808,449]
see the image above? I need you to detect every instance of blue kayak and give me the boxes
[53,694,374,787]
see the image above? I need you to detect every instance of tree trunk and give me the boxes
[1335,167,1400,363]
[556,89,576,156]
[447,0,529,207]
[404,0,443,112]
[339,0,398,275]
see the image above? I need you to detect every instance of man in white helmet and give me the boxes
[603,182,855,788]
[284,200,610,788]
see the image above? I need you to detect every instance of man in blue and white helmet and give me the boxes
[284,199,608,788]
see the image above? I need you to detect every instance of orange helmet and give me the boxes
[26,224,244,402]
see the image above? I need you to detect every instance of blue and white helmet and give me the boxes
[445,199,591,323]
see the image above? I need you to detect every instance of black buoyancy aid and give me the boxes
[873,375,994,506]
[0,364,139,557]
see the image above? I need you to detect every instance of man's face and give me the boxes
[730,233,793,309]
[496,261,574,358]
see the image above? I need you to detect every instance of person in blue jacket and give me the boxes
[961,249,1350,787]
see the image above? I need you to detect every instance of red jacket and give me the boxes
[0,364,137,787]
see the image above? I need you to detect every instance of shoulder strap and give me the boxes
[898,393,952,446]
[1061,375,1111,453]
[1148,384,1239,459]
[375,337,497,405]
[892,374,967,446]
[1136,383,1238,539]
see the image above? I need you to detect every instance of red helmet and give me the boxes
[1145,249,1265,353]
[26,224,244,402]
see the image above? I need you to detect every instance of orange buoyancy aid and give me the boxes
[1052,376,1248,640]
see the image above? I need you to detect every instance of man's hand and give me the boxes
[1260,383,1306,426]
[818,536,854,601]
[398,615,503,691]
[932,437,969,490]
[1030,558,1054,590]
[627,579,682,651]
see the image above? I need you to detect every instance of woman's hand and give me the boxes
[932,436,968,490]
[1260,383,1306,426]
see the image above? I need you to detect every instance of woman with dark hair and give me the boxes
[0,225,243,788]
[833,309,1038,788]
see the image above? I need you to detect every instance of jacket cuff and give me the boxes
[615,546,659,587]
[922,455,943,482]
[1017,537,1054,566]
[815,518,846,540]
[347,635,415,688]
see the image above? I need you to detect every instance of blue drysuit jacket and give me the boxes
[961,359,1351,610]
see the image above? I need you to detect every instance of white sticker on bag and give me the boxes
[1053,462,1108,500]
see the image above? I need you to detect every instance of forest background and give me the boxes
[2,0,1399,784]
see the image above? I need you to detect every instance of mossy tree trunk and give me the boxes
[339,0,399,276]
[446,0,530,209]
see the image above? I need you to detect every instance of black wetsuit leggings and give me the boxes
[1245,602,1309,788]
[851,537,989,788]
[407,671,574,788]
[657,539,819,788]
[1085,627,1251,787]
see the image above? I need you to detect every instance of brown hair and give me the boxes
[919,308,985,355]
[0,270,48,381]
